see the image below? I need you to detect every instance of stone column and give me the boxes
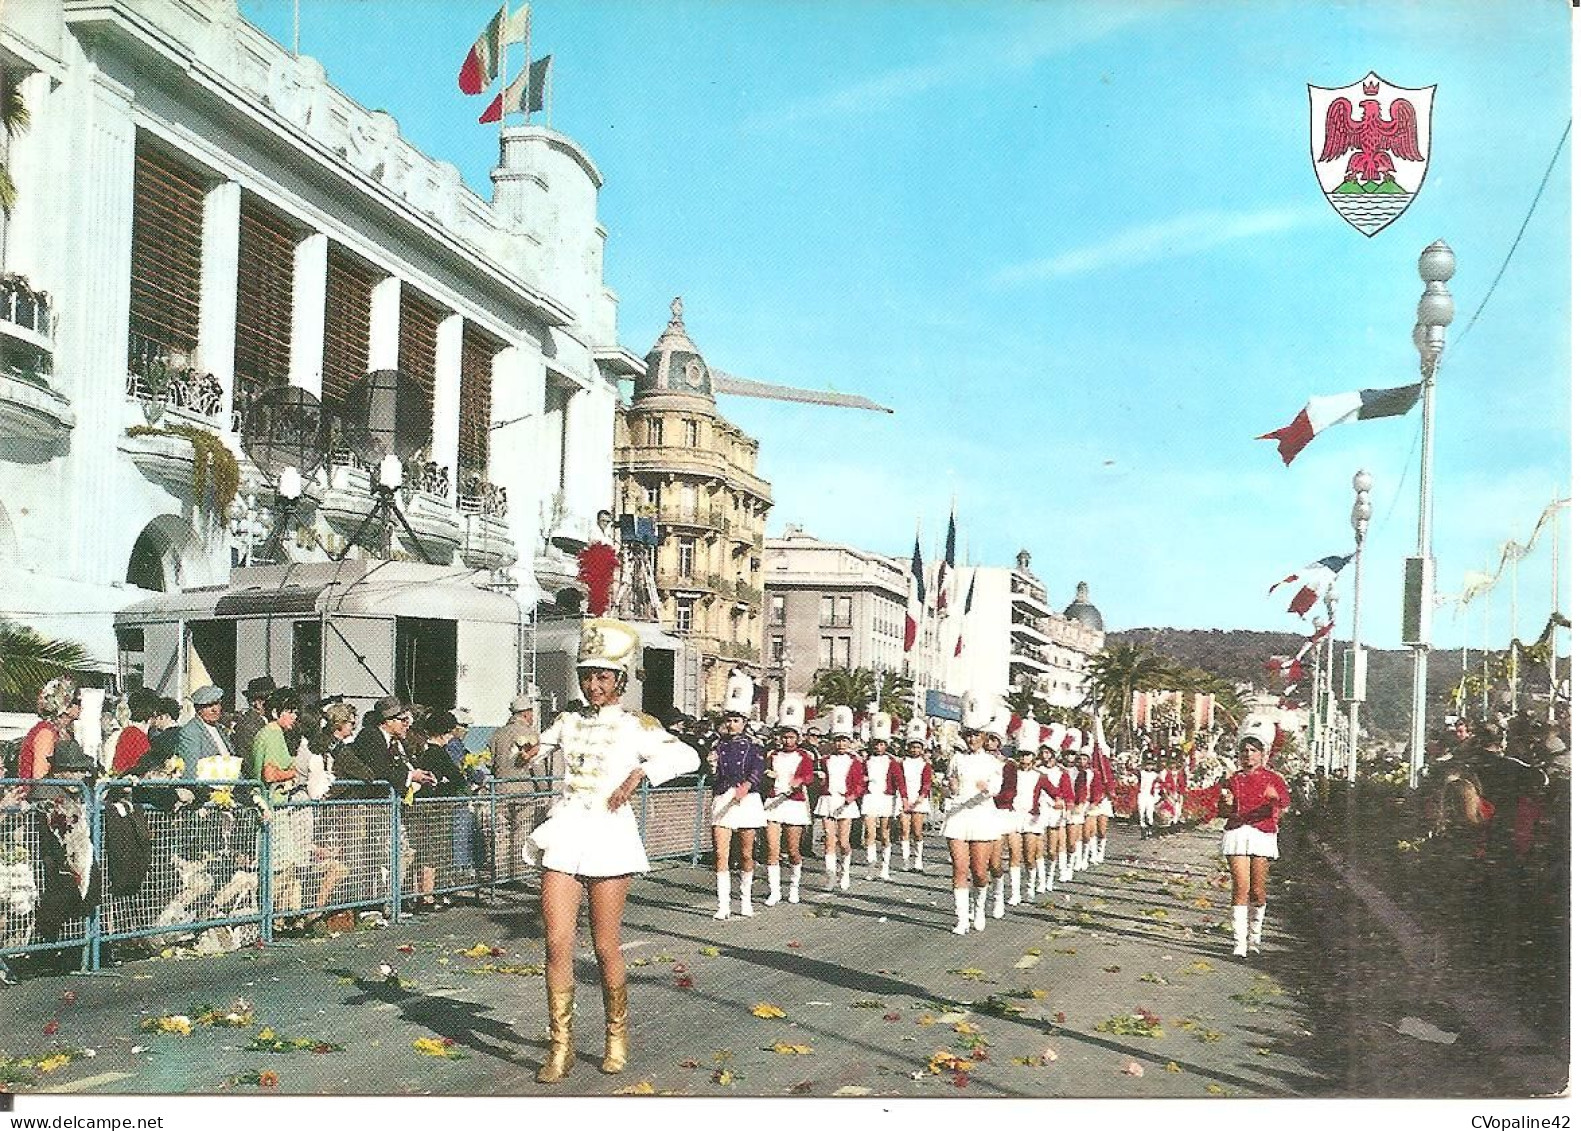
[368,275,401,370]
[430,311,463,489]
[289,231,327,398]
[198,181,241,428]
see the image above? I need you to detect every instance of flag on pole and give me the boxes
[458,5,529,95]
[1269,554,1354,616]
[952,569,976,657]
[904,533,925,653]
[1258,383,1421,465]
[935,508,956,613]
[478,54,551,123]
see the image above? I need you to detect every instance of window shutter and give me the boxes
[458,323,502,481]
[129,138,205,361]
[235,194,298,391]
[397,285,441,454]
[322,244,377,417]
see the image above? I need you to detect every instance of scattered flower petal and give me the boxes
[614,1079,656,1095]
[750,1002,787,1019]
[42,1020,59,1037]
[1123,1060,1145,1077]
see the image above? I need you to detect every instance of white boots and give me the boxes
[788,862,802,904]
[714,872,731,920]
[971,885,988,932]
[1250,905,1266,953]
[952,887,971,935]
[880,845,892,881]
[1008,867,1022,907]
[824,852,838,891]
[866,843,878,877]
[1058,848,1072,884]
[840,853,852,891]
[992,875,1006,919]
[765,864,781,906]
[913,841,924,871]
[739,871,754,917]
[1232,904,1249,958]
[901,839,912,868]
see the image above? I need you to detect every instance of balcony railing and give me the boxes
[125,333,225,421]
[0,274,54,341]
[401,458,451,502]
[658,504,724,530]
[458,474,509,518]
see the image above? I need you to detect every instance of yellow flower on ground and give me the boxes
[750,1002,787,1019]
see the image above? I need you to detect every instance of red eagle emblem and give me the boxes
[1319,88,1424,188]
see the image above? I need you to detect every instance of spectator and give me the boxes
[110,688,160,776]
[231,677,277,768]
[173,686,234,777]
[411,712,469,910]
[17,677,82,788]
[489,691,544,879]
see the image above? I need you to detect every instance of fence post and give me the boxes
[388,788,403,922]
[88,780,104,972]
[691,776,705,867]
[638,779,650,849]
[259,788,274,944]
[485,779,497,898]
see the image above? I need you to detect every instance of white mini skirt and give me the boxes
[815,795,860,820]
[1091,797,1114,819]
[711,791,767,829]
[763,794,811,827]
[531,799,650,877]
[940,793,1002,842]
[1222,824,1279,858]
[861,794,899,819]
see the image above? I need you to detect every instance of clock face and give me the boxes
[681,359,706,392]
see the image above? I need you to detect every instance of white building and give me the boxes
[0,0,630,713]
[943,552,1104,717]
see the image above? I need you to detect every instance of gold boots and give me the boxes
[536,983,576,1084]
[600,980,630,1074]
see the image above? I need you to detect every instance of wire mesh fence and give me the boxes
[0,772,718,974]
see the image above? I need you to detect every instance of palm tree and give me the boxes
[808,667,876,713]
[876,670,914,722]
[0,67,30,215]
[0,618,94,711]
[1084,642,1177,751]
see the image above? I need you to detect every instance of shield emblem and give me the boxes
[1309,72,1434,237]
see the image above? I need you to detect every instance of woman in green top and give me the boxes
[250,688,301,802]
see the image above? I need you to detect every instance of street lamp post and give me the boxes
[1406,240,1456,790]
[1323,588,1338,774]
[1347,469,1372,782]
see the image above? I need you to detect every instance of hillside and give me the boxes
[1108,627,1568,742]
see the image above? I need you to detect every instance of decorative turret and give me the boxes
[1062,581,1104,633]
[632,296,717,413]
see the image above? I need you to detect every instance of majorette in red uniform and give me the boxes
[1066,746,1092,870]
[984,711,1019,921]
[897,717,934,870]
[1084,735,1117,866]
[1041,733,1079,884]
[763,696,817,906]
[942,698,1005,934]
[860,712,906,881]
[1005,733,1060,906]
[813,705,866,891]
[1219,719,1291,958]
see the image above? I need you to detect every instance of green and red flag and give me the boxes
[458,5,529,95]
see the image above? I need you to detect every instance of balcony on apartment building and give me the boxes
[0,272,73,461]
[1008,638,1053,673]
[1009,574,1054,618]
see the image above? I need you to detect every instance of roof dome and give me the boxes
[1062,581,1104,632]
[633,296,716,411]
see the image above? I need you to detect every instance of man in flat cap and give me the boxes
[174,685,234,777]
[489,687,545,878]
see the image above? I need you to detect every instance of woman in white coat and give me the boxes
[941,705,1012,934]
[528,620,700,1084]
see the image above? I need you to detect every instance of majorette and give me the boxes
[813,705,865,891]
[763,696,816,906]
[898,716,934,870]
[709,671,766,919]
[860,711,905,880]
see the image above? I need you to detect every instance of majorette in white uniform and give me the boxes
[814,705,864,891]
[897,716,933,870]
[529,621,700,877]
[763,696,816,907]
[944,697,1006,934]
[861,713,902,819]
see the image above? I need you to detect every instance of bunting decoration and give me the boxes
[1258,383,1421,465]
[1269,554,1354,617]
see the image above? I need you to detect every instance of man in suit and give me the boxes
[174,685,234,776]
[231,676,276,765]
[349,696,435,795]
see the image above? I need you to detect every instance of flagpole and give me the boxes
[500,4,517,141]
[546,55,554,129]
[1550,495,1561,722]
[292,0,301,57]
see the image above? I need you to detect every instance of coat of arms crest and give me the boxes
[1309,72,1435,236]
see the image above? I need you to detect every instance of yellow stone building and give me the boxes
[613,299,772,711]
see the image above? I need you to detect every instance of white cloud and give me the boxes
[746,7,1162,131]
[994,205,1326,285]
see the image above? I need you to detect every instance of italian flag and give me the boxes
[1258,382,1421,465]
[458,5,529,96]
[904,533,925,653]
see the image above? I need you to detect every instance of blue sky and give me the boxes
[242,0,1570,649]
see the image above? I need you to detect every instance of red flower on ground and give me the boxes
[786,941,802,949]
[42,1020,59,1036]
[883,1013,901,1022]
[1054,1012,1066,1024]
[951,1071,970,1088]
[675,975,694,990]
[396,945,415,954]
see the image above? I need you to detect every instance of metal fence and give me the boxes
[0,773,715,976]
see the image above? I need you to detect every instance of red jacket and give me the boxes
[1090,749,1116,801]
[992,761,1018,810]
[1071,769,1090,806]
[771,750,816,801]
[1031,773,1059,816]
[820,753,866,804]
[1224,767,1290,834]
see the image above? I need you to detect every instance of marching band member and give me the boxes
[861,713,904,881]
[941,701,1004,934]
[898,718,934,870]
[1066,746,1091,872]
[1163,754,1189,829]
[763,698,816,906]
[984,713,1017,919]
[1219,720,1291,958]
[1006,733,1057,906]
[1045,742,1077,883]
[1137,752,1163,835]
[709,674,766,919]
[1086,732,1116,865]
[813,706,865,891]
[528,619,700,1083]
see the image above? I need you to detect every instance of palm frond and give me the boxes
[0,619,95,710]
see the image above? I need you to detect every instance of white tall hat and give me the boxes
[829,704,855,737]
[905,717,928,744]
[984,709,1011,742]
[577,618,641,673]
[1016,721,1041,753]
[778,696,806,732]
[870,711,893,743]
[960,694,991,732]
[1238,715,1278,751]
[1043,721,1067,750]
[724,669,755,717]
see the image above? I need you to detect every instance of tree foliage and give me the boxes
[0,619,95,712]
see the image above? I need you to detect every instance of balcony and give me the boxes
[657,504,723,533]
[1009,584,1053,618]
[657,570,711,595]
[0,273,71,462]
[1008,640,1052,673]
[1010,618,1052,645]
[125,334,227,429]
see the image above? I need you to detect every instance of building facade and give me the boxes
[761,525,908,717]
[944,552,1104,718]
[0,0,627,712]
[611,300,771,711]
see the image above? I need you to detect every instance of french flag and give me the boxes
[1269,554,1354,616]
[1259,383,1421,465]
[953,569,976,657]
[935,508,956,613]
[904,533,925,653]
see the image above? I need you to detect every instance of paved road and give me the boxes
[0,821,1551,1099]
